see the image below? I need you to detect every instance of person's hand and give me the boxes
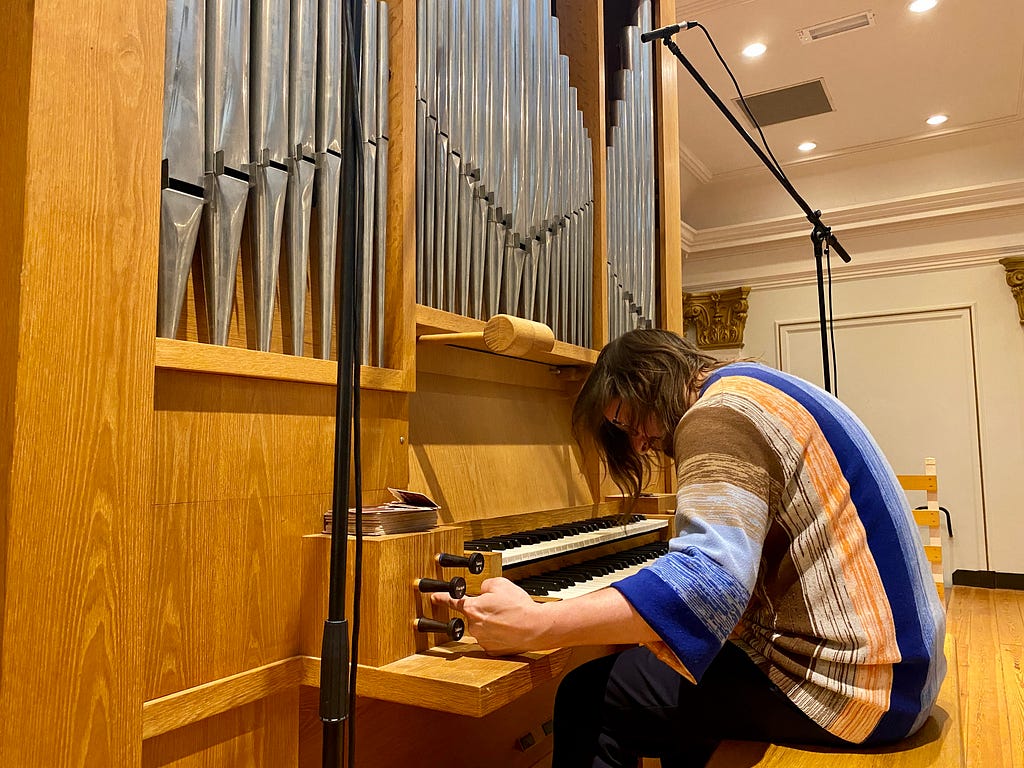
[430,577,547,656]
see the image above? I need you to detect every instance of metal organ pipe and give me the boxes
[607,1,657,340]
[158,0,392,363]
[414,0,595,347]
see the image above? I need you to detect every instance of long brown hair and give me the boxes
[571,329,726,505]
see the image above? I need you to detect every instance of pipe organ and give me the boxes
[143,0,681,766]
[415,0,595,349]
[158,0,392,364]
[608,1,658,339]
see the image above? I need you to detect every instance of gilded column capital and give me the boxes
[999,257,1024,325]
[682,287,751,349]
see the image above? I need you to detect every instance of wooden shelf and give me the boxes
[306,644,575,718]
[142,644,579,735]
[415,305,599,367]
[154,337,414,392]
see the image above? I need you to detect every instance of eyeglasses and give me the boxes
[607,401,666,445]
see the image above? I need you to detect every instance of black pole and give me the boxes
[661,38,850,265]
[655,35,848,392]
[812,228,831,393]
[321,0,364,765]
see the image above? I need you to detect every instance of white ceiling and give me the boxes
[670,0,1024,180]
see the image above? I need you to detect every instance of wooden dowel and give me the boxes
[417,332,484,345]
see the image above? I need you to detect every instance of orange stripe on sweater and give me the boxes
[703,377,898,741]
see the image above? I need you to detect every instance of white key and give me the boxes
[543,560,650,600]
[500,518,667,566]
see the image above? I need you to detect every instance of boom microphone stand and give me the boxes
[322,0,365,766]
[642,23,850,394]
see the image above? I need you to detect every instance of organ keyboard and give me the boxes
[513,541,669,599]
[299,492,677,738]
[463,514,669,566]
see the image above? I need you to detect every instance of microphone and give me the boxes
[640,21,698,43]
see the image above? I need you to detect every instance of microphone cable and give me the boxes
[689,22,841,393]
[825,238,839,395]
[343,3,365,764]
[689,23,787,180]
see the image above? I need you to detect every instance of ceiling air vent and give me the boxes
[797,11,876,43]
[732,79,834,128]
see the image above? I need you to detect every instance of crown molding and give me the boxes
[684,246,1024,292]
[680,220,699,252]
[684,179,1024,255]
[679,140,712,184]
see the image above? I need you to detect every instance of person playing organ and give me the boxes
[432,328,946,768]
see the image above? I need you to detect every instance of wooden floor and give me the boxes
[946,587,1024,768]
[649,586,1024,768]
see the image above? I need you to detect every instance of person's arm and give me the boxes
[430,577,660,655]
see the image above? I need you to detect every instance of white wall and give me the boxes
[679,134,1024,574]
[691,254,1024,575]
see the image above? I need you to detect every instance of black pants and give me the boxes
[552,643,847,768]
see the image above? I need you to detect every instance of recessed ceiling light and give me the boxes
[742,42,767,58]
[909,0,938,12]
[798,141,817,152]
[926,114,948,126]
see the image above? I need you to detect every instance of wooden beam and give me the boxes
[557,0,608,350]
[0,0,163,764]
[654,0,683,333]
[385,0,418,389]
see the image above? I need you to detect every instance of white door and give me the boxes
[777,305,987,579]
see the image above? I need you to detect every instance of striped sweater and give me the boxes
[613,363,946,745]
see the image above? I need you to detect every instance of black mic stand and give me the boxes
[645,28,850,394]
[321,0,364,766]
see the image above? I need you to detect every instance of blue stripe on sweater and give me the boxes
[703,364,933,741]
[614,548,750,680]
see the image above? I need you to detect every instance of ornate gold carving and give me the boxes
[1000,257,1024,325]
[682,287,751,349]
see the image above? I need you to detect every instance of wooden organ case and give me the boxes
[2,2,682,768]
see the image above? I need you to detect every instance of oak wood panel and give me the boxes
[144,657,305,740]
[142,688,298,768]
[304,644,580,719]
[384,0,417,376]
[455,501,623,541]
[145,494,328,701]
[606,493,678,515]
[416,341,585,394]
[0,0,32,663]
[654,0,684,333]
[155,338,411,392]
[299,528,465,667]
[555,0,608,349]
[144,648,576,739]
[409,366,594,524]
[298,647,611,768]
[153,370,408,505]
[0,0,162,765]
